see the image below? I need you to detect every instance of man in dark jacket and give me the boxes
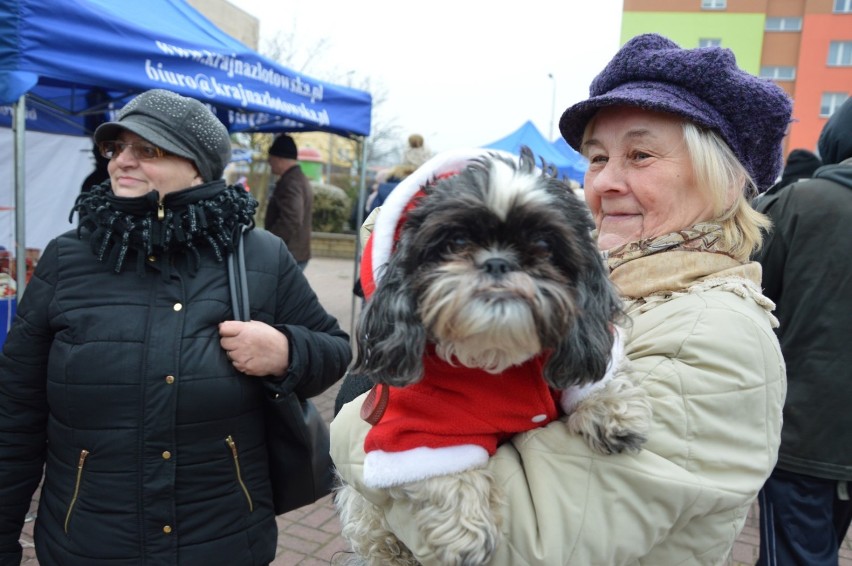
[754,96,852,566]
[265,134,313,270]
[758,147,822,200]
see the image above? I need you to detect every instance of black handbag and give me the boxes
[227,227,336,515]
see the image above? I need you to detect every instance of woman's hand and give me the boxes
[219,320,289,377]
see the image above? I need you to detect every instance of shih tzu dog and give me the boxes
[334,147,651,566]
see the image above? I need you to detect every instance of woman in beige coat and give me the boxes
[331,33,790,565]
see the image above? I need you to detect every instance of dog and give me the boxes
[334,147,651,566]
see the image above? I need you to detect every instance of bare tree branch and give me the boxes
[257,29,407,168]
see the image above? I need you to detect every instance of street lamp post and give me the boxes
[548,73,556,141]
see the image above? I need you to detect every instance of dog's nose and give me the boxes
[482,258,511,276]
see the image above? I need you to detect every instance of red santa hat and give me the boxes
[359,148,518,299]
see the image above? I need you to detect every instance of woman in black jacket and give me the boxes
[0,89,351,566]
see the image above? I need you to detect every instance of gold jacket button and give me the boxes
[147,255,157,263]
[162,451,172,460]
[165,375,175,384]
[173,303,182,312]
[163,525,172,534]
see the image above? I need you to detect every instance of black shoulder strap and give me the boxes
[226,226,250,322]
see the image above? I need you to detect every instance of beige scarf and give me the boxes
[599,223,777,326]
[603,222,730,271]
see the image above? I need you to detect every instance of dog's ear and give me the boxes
[545,239,625,389]
[351,250,426,387]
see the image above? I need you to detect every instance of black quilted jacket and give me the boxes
[0,181,351,566]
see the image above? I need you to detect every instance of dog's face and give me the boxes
[355,148,624,390]
[403,159,586,375]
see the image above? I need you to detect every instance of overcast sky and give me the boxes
[229,0,624,154]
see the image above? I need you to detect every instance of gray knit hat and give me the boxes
[94,89,232,182]
[559,34,793,192]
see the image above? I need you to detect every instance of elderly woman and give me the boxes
[0,89,351,566]
[331,33,789,565]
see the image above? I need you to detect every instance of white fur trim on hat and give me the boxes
[363,444,490,488]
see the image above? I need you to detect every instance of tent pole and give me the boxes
[12,96,27,298]
[349,137,368,342]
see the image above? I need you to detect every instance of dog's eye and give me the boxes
[531,238,552,257]
[447,236,469,252]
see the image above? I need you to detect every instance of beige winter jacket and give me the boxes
[331,250,786,565]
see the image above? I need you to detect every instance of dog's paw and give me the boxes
[334,481,420,566]
[566,375,652,455]
[392,469,504,566]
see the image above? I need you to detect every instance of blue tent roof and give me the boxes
[482,120,587,183]
[0,0,372,138]
[551,137,589,184]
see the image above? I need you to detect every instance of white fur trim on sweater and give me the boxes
[560,326,626,413]
[363,444,490,488]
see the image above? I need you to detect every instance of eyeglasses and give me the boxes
[98,140,169,160]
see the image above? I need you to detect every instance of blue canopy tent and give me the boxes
[0,0,372,137]
[0,0,373,295]
[482,120,587,184]
[551,137,589,185]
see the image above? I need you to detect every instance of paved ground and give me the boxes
[18,256,852,565]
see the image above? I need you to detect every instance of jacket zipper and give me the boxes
[64,449,89,533]
[225,435,254,512]
[157,200,165,220]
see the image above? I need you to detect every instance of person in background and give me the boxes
[349,163,418,302]
[0,89,351,566]
[401,133,433,168]
[265,134,313,270]
[79,143,110,193]
[365,169,385,213]
[331,33,789,564]
[753,96,852,566]
[753,147,822,206]
[367,163,417,214]
[348,168,386,235]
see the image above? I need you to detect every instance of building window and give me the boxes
[760,66,797,80]
[828,41,852,66]
[701,0,726,9]
[765,17,803,31]
[820,92,849,117]
[834,0,852,13]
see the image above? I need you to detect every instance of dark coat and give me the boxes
[0,182,350,565]
[367,179,402,214]
[759,148,822,198]
[264,165,313,263]
[754,159,852,481]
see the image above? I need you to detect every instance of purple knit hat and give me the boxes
[559,34,793,192]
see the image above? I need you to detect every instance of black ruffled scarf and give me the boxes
[70,180,258,277]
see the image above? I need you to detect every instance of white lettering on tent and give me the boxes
[142,60,331,127]
[153,40,324,103]
[0,106,38,121]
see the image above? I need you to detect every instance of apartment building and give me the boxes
[622,0,852,155]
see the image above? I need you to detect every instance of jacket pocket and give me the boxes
[64,449,89,534]
[225,435,254,512]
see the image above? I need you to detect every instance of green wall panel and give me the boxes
[621,13,765,73]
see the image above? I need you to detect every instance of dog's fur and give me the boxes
[335,148,651,566]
